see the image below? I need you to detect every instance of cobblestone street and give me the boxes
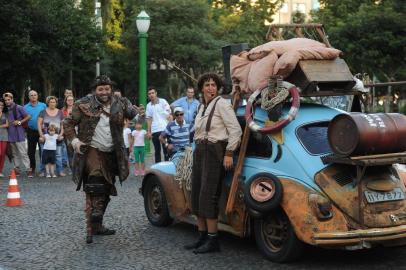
[1,154,406,270]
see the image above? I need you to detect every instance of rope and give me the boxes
[173,146,193,191]
[260,77,290,111]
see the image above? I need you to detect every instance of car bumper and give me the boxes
[314,225,406,246]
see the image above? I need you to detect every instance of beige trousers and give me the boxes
[10,141,30,171]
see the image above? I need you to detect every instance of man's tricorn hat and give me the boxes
[91,75,115,90]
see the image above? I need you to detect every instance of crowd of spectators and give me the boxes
[0,90,75,178]
[0,84,201,178]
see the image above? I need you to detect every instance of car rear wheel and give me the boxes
[254,209,303,263]
[143,175,173,227]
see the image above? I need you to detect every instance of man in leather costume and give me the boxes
[63,75,138,243]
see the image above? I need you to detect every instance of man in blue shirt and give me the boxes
[171,87,199,123]
[159,107,191,157]
[24,90,47,177]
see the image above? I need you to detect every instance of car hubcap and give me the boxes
[250,178,276,202]
[262,214,289,252]
[149,185,163,218]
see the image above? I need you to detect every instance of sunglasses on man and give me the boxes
[175,113,184,117]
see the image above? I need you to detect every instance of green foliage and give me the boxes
[103,0,125,49]
[0,0,101,99]
[312,0,406,81]
[210,0,283,47]
[291,11,306,24]
[110,0,224,99]
[402,103,406,115]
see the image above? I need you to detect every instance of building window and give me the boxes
[280,3,289,13]
[293,3,306,13]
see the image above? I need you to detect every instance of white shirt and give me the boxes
[131,129,147,147]
[123,128,131,148]
[90,108,114,152]
[43,134,58,150]
[146,98,171,133]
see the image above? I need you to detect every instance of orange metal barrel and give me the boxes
[328,113,406,156]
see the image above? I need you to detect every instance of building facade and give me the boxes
[271,0,320,24]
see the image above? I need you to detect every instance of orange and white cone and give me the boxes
[5,169,23,207]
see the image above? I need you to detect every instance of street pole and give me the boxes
[95,0,102,77]
[138,32,148,107]
[136,10,151,153]
[96,56,100,76]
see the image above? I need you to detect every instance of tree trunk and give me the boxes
[40,69,53,97]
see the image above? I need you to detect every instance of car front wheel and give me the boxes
[143,175,173,227]
[254,209,303,263]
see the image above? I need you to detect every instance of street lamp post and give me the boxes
[136,10,150,153]
[95,0,102,76]
[136,10,150,107]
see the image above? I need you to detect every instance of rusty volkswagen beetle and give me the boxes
[141,100,406,263]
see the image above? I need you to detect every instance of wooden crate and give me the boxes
[286,58,356,97]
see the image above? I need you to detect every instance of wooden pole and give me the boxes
[225,81,250,215]
[226,124,251,215]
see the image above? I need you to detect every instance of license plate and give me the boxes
[364,188,405,203]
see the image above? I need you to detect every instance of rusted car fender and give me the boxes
[278,178,349,245]
[141,169,189,218]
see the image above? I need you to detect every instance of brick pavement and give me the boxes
[1,152,406,269]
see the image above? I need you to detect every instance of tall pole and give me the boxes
[136,10,150,153]
[138,32,148,107]
[95,0,102,76]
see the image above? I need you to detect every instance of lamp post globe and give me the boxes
[136,10,150,34]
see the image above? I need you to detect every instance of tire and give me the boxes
[247,207,263,219]
[244,173,283,213]
[143,175,173,227]
[254,209,304,263]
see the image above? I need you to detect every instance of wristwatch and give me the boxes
[165,143,169,147]
[17,121,21,126]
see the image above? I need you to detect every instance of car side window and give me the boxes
[296,121,332,155]
[237,116,273,158]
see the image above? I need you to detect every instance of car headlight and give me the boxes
[308,193,333,221]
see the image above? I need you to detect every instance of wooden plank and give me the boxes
[316,26,331,47]
[299,59,354,82]
[351,152,406,160]
[294,27,303,37]
[226,124,251,215]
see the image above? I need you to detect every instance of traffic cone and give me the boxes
[5,169,23,207]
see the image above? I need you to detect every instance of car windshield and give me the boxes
[296,121,332,155]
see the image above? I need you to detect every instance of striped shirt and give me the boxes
[161,120,191,152]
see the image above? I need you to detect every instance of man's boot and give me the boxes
[94,226,116,235]
[184,231,207,250]
[86,235,93,244]
[193,233,220,254]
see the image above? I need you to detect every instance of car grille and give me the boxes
[332,171,353,186]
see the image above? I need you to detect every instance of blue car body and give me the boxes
[151,103,342,192]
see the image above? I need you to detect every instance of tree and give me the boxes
[0,0,101,100]
[114,0,223,101]
[312,0,406,81]
[0,0,35,101]
[210,0,284,47]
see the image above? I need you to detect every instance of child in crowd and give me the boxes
[129,122,147,176]
[40,124,58,178]
[123,118,131,158]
